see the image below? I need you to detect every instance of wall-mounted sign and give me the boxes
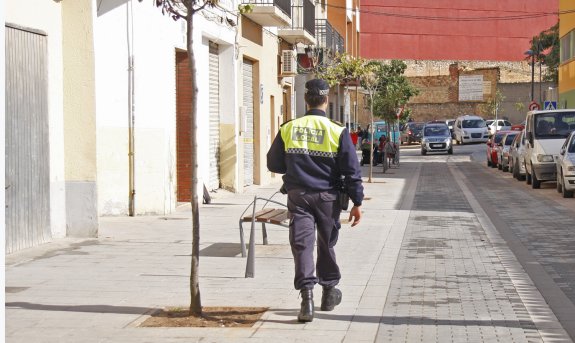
[459,75,483,101]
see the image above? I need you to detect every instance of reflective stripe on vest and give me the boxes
[280,116,344,157]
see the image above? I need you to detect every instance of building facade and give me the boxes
[360,0,558,62]
[5,0,363,253]
[6,0,97,253]
[559,0,575,108]
[94,0,239,215]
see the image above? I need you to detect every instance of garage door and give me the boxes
[5,25,51,253]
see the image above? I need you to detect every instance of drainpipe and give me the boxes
[127,0,136,216]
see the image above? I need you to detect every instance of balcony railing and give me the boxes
[242,0,291,18]
[291,0,315,37]
[241,0,292,27]
[277,0,316,45]
[335,31,344,54]
[315,19,344,56]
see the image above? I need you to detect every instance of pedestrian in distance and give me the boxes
[267,78,364,323]
[350,128,359,148]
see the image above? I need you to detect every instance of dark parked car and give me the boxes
[400,122,425,145]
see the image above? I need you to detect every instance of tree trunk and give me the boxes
[186,9,202,317]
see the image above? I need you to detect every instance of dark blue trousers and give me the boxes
[287,189,341,290]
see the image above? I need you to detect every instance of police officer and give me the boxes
[267,79,364,322]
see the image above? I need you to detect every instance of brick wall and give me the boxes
[407,63,500,121]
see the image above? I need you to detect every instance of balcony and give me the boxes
[315,19,345,58]
[278,0,316,46]
[241,0,291,27]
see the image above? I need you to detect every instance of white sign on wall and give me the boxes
[459,75,484,101]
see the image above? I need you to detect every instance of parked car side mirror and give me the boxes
[560,147,566,155]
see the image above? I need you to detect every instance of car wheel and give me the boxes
[557,172,563,193]
[487,159,491,167]
[562,172,574,198]
[498,161,503,170]
[531,167,541,189]
[447,147,453,155]
[421,148,427,156]
[513,159,520,179]
[526,169,532,185]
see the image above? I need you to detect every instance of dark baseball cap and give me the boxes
[305,79,330,96]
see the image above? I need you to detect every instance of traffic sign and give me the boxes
[528,101,540,111]
[544,101,557,110]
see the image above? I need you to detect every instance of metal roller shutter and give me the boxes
[208,42,220,190]
[5,25,51,253]
[242,59,254,186]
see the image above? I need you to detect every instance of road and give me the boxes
[376,142,575,341]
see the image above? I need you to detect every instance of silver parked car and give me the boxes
[556,130,575,198]
[497,131,519,171]
[421,123,453,155]
[508,130,527,181]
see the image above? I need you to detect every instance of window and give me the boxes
[568,135,575,153]
[462,119,486,128]
[504,134,517,145]
[561,30,575,63]
[534,111,575,138]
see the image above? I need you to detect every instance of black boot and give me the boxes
[321,286,342,311]
[297,289,314,322]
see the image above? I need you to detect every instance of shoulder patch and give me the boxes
[280,119,295,127]
[329,119,344,127]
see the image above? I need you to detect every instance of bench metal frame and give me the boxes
[239,193,288,278]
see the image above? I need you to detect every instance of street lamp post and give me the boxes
[525,49,535,102]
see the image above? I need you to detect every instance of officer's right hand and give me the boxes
[348,206,362,227]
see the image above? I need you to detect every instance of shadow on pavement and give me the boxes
[6,302,154,315]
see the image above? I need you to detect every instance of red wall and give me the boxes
[360,0,558,61]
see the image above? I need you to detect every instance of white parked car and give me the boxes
[508,130,527,181]
[524,109,575,189]
[487,119,512,136]
[556,130,575,198]
[453,115,489,145]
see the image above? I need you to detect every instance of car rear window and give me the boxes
[505,134,517,145]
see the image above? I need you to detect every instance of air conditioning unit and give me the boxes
[281,50,297,76]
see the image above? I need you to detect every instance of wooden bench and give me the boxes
[239,194,288,278]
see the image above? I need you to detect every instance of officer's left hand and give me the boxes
[348,206,362,227]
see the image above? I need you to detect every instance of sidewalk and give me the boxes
[5,160,573,342]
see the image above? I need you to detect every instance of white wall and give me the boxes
[95,0,237,215]
[6,0,67,238]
